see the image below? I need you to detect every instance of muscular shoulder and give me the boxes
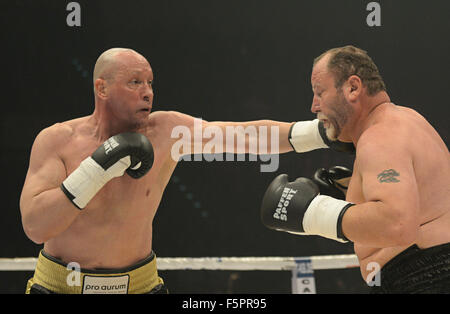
[148,110,199,125]
[31,122,75,158]
[37,122,72,143]
[36,116,93,145]
[357,120,410,154]
[146,110,204,136]
[354,122,416,187]
[356,105,431,160]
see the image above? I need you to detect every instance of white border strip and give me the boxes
[0,254,359,271]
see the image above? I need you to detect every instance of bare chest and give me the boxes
[60,135,177,217]
[347,139,450,280]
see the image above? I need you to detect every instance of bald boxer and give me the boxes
[261,45,450,293]
[19,48,351,294]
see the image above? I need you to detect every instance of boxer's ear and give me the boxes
[346,75,362,101]
[95,78,108,99]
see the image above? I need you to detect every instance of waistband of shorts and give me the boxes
[374,242,450,291]
[381,242,450,274]
[30,250,163,294]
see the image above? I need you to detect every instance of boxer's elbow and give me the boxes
[22,223,47,245]
[385,208,420,246]
[21,212,50,244]
[20,204,51,244]
[389,222,419,246]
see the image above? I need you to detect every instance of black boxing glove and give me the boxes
[260,174,353,242]
[288,119,355,154]
[90,132,154,179]
[61,132,154,209]
[312,166,352,200]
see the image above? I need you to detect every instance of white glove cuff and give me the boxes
[61,155,132,209]
[288,120,328,153]
[302,195,351,243]
[61,157,108,209]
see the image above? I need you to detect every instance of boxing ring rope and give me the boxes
[0,254,360,293]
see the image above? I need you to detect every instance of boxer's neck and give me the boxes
[349,91,391,144]
[89,104,137,142]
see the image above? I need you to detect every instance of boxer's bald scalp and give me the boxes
[93,48,144,92]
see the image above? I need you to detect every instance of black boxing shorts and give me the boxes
[369,242,450,293]
[25,250,168,294]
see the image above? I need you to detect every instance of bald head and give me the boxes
[93,48,149,93]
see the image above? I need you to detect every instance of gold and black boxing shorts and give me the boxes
[25,250,167,294]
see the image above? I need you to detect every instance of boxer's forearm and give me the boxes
[166,111,296,156]
[341,201,419,247]
[205,120,295,154]
[20,188,80,244]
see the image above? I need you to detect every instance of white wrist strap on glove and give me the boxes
[62,156,131,209]
[288,119,328,153]
[302,195,351,243]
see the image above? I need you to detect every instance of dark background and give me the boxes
[1,0,448,293]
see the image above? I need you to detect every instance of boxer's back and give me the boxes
[392,105,449,226]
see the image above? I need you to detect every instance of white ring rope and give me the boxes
[0,254,359,271]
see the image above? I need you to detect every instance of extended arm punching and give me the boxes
[165,110,355,156]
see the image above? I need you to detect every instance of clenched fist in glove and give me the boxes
[312,166,352,200]
[260,173,354,243]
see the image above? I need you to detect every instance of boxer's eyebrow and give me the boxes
[312,84,322,93]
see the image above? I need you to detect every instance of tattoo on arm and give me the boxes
[377,169,400,183]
